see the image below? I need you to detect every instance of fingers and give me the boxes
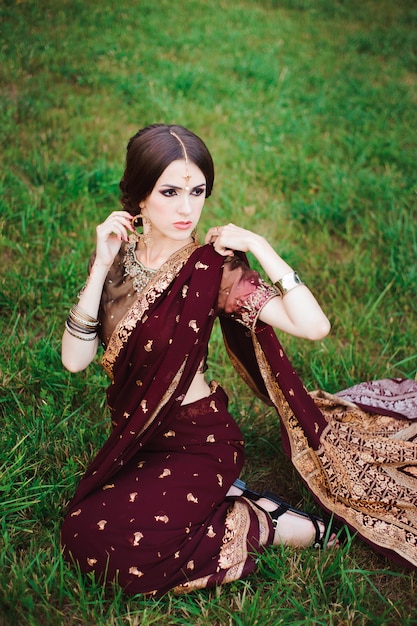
[205,223,241,256]
[204,225,222,244]
[97,211,134,243]
[204,226,233,256]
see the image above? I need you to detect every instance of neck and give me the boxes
[137,237,195,269]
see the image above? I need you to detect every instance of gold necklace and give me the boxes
[123,237,157,292]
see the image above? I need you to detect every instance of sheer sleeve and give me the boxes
[218,255,279,330]
[85,245,136,348]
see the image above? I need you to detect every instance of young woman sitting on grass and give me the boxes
[61,123,417,596]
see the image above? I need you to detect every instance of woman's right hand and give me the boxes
[95,211,135,268]
[62,210,134,372]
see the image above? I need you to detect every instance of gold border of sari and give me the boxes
[102,241,200,378]
[173,498,271,593]
[251,330,417,569]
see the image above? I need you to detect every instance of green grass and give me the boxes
[1,0,417,623]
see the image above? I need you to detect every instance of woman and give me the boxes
[61,124,417,596]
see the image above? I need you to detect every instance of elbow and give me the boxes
[61,353,89,373]
[61,332,96,372]
[306,317,331,341]
[62,358,85,373]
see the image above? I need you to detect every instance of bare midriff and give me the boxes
[181,371,211,405]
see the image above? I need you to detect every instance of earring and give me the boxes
[132,214,142,229]
[141,214,153,248]
[133,209,153,247]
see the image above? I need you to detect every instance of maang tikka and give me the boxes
[169,129,191,190]
[169,129,201,244]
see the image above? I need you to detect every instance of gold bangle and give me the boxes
[274,271,304,296]
[71,304,99,325]
[66,317,97,335]
[69,310,99,328]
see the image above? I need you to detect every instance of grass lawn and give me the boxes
[1,0,416,623]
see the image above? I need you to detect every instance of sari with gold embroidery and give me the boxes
[61,243,275,596]
[222,309,417,571]
[62,242,417,596]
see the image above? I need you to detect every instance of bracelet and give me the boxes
[274,271,304,296]
[66,317,97,335]
[71,304,99,326]
[65,302,100,341]
[69,310,99,328]
[65,321,98,341]
[67,304,99,333]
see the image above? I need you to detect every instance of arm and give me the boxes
[62,211,134,372]
[205,223,330,341]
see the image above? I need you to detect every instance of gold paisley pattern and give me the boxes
[62,249,287,596]
[218,501,252,573]
[62,382,273,597]
[253,332,417,568]
[174,498,271,594]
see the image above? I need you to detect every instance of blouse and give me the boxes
[88,243,278,349]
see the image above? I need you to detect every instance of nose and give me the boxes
[178,193,192,216]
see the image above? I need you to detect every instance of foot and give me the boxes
[227,480,339,549]
[256,495,338,548]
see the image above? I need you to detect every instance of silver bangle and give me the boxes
[274,271,304,296]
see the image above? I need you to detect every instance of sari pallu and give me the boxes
[69,243,223,505]
[221,296,417,571]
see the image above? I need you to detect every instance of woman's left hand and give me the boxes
[207,222,331,340]
[205,223,260,257]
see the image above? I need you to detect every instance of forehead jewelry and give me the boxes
[169,129,191,190]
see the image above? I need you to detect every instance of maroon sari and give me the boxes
[61,244,274,595]
[62,243,417,596]
[222,311,417,571]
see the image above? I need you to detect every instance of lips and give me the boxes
[173,221,193,230]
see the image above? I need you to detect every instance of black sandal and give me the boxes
[233,478,331,549]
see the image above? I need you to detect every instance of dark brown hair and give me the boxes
[119,124,214,216]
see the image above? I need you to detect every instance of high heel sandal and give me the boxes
[233,478,335,549]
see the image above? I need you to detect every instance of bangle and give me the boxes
[274,271,304,296]
[65,302,100,341]
[67,304,99,332]
[65,321,98,341]
[66,317,96,335]
[71,304,99,326]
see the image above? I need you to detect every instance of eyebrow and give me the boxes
[159,182,206,189]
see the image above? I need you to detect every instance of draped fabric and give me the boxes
[335,378,417,420]
[220,305,417,571]
[62,382,272,596]
[69,243,222,506]
[62,243,417,597]
[61,244,274,595]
